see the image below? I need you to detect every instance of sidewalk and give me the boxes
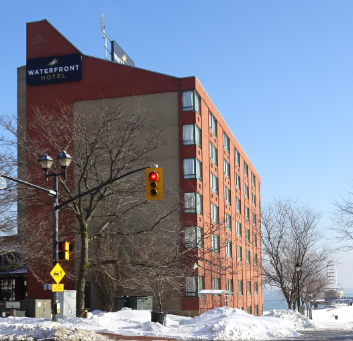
[98,332,177,341]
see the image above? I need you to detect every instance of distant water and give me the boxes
[263,288,353,311]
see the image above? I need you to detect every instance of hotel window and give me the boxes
[247,281,251,295]
[235,173,240,190]
[237,280,243,295]
[226,240,232,258]
[182,124,201,147]
[183,192,202,214]
[236,197,241,213]
[225,213,231,231]
[244,184,249,199]
[212,234,220,253]
[183,158,202,180]
[185,276,204,296]
[224,159,230,178]
[237,245,242,261]
[251,173,256,188]
[245,206,249,220]
[247,306,252,314]
[223,132,229,152]
[244,161,248,177]
[252,213,256,227]
[235,148,240,166]
[252,193,256,206]
[246,249,250,264]
[184,226,203,248]
[210,173,218,194]
[211,203,219,224]
[209,112,217,135]
[182,90,200,113]
[245,228,250,242]
[226,279,233,292]
[254,253,258,266]
[236,221,242,237]
[254,282,258,295]
[255,305,259,316]
[224,186,231,205]
[210,143,218,165]
[213,277,220,291]
[253,233,257,246]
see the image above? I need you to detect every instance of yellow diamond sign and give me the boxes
[50,263,65,284]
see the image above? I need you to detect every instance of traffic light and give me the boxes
[58,241,72,261]
[145,167,163,200]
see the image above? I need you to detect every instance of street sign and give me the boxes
[52,284,64,292]
[50,263,65,284]
[0,178,7,189]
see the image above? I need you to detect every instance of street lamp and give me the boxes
[295,263,301,310]
[38,150,72,322]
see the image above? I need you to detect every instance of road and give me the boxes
[278,330,353,340]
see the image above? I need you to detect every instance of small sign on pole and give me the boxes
[52,284,64,292]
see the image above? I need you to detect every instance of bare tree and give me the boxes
[332,183,353,249]
[0,100,180,316]
[261,198,331,309]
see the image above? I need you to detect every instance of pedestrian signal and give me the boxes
[58,241,72,261]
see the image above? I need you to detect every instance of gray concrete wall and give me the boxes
[17,66,27,236]
[72,92,181,311]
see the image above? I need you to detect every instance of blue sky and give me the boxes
[1,1,353,286]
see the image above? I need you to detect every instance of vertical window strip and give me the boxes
[237,245,242,261]
[225,213,231,231]
[210,142,218,165]
[237,280,243,295]
[211,203,219,223]
[226,240,232,257]
[223,132,229,152]
[235,149,240,166]
[236,197,241,213]
[224,159,230,178]
[210,172,218,194]
[236,221,242,237]
[225,186,231,205]
[235,173,240,189]
[209,112,217,135]
[244,184,249,199]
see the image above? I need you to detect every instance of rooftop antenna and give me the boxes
[100,14,110,60]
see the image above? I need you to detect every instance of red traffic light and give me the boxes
[149,172,158,181]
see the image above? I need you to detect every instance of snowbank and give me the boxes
[264,309,315,328]
[0,318,108,340]
[0,305,352,340]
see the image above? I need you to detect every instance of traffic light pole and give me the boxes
[52,175,59,322]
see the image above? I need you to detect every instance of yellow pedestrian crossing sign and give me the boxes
[50,263,65,284]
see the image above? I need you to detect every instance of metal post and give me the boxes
[52,176,59,322]
[297,271,300,309]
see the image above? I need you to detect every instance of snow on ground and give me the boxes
[0,307,300,340]
[0,305,352,340]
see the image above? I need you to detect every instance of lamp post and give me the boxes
[308,293,313,319]
[38,151,72,322]
[295,263,301,310]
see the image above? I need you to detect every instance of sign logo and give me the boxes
[26,54,82,86]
